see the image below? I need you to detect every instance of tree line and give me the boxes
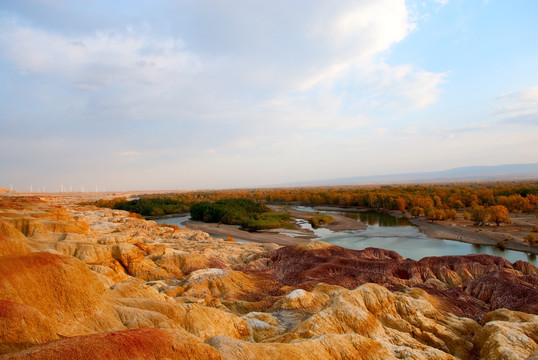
[89,182,538,224]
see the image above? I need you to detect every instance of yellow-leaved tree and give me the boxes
[488,205,510,226]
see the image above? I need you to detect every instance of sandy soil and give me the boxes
[187,206,538,254]
[182,220,312,246]
[8,192,535,255]
[409,216,538,255]
[282,208,367,231]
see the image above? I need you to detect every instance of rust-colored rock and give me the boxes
[0,300,58,354]
[0,252,122,335]
[270,242,538,320]
[0,328,223,360]
[0,221,27,243]
[206,334,396,360]
[2,196,537,360]
[0,235,30,256]
[464,270,538,315]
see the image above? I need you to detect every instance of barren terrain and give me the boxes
[0,194,536,359]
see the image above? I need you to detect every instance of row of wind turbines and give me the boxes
[12,185,106,193]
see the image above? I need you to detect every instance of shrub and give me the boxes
[524,233,536,245]
[446,209,458,220]
[190,199,292,231]
[309,215,334,228]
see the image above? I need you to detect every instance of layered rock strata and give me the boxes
[0,196,536,359]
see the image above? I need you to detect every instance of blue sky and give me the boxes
[0,0,537,191]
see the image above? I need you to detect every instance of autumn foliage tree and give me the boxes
[426,208,445,222]
[409,207,424,218]
[90,182,538,221]
[488,205,510,226]
[471,205,489,225]
[445,209,458,220]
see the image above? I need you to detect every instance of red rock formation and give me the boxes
[0,300,58,354]
[464,270,538,315]
[270,242,538,320]
[2,197,537,359]
[0,252,122,336]
[0,328,222,360]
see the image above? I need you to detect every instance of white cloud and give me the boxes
[0,20,200,91]
[0,1,439,116]
[0,1,452,189]
[494,86,538,125]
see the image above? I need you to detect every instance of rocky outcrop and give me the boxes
[0,300,58,354]
[269,283,479,359]
[0,221,27,243]
[1,196,537,360]
[474,309,538,360]
[207,334,395,360]
[0,235,31,256]
[270,241,538,321]
[0,252,123,337]
[464,270,538,315]
[0,328,223,360]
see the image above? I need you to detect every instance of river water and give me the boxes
[155,210,537,265]
[294,206,537,265]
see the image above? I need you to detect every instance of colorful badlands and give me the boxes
[0,196,536,359]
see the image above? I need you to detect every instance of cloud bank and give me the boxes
[0,0,535,190]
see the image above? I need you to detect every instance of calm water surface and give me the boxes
[154,215,249,243]
[154,215,190,229]
[155,210,537,265]
[295,206,537,265]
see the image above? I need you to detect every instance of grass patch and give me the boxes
[309,214,334,228]
[190,199,293,231]
[241,212,293,231]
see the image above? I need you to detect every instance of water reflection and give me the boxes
[357,212,411,227]
[294,206,537,265]
[295,206,410,227]
[154,215,190,229]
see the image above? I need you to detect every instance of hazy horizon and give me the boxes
[1,1,537,191]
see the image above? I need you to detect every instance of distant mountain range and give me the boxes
[281,163,538,187]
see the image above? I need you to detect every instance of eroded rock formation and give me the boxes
[0,196,536,359]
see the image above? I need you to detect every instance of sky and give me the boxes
[0,0,537,191]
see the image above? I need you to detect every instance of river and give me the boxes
[295,206,537,265]
[155,210,537,265]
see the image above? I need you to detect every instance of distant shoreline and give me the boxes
[182,220,312,246]
[182,205,538,256]
[408,217,538,255]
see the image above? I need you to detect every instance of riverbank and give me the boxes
[292,205,538,256]
[408,217,538,255]
[182,220,313,246]
[180,204,538,255]
[279,207,367,231]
